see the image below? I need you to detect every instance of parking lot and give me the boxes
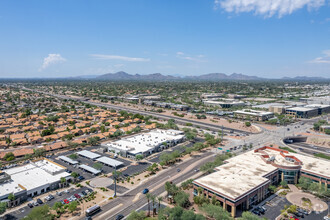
[257,195,327,220]
[1,187,92,220]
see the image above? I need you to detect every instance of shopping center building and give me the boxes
[0,158,71,206]
[193,146,330,217]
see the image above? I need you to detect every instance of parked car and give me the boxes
[74,193,81,199]
[27,203,33,208]
[68,197,73,202]
[257,207,265,214]
[61,200,65,205]
[295,212,304,218]
[297,208,308,215]
[78,176,85,181]
[33,201,39,206]
[142,188,149,194]
[82,191,87,196]
[78,193,84,198]
[252,209,260,215]
[116,214,124,220]
[56,191,62,196]
[64,199,69,204]
[49,194,54,200]
[64,189,70,193]
[177,168,181,172]
[37,198,43,204]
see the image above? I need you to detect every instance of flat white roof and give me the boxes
[287,107,317,112]
[59,156,79,165]
[106,129,184,155]
[194,147,330,201]
[96,156,123,167]
[234,109,274,116]
[4,160,69,193]
[79,164,101,175]
[0,180,24,199]
[77,150,101,159]
[194,150,276,201]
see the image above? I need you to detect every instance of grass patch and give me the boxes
[279,146,296,153]
[314,153,330,160]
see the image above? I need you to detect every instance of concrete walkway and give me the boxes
[286,185,328,212]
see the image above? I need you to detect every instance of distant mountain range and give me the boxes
[75,71,329,81]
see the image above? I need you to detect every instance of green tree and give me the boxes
[93,162,103,170]
[201,203,233,220]
[68,201,78,212]
[52,201,63,211]
[280,180,288,188]
[146,193,151,217]
[268,185,277,194]
[127,210,146,220]
[174,191,190,208]
[245,121,251,127]
[23,205,52,220]
[8,193,15,201]
[238,211,267,220]
[68,153,78,160]
[135,154,144,161]
[0,202,7,215]
[71,172,79,178]
[4,152,15,161]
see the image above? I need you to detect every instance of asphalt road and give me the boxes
[86,151,215,220]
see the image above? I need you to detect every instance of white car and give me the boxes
[324,216,330,220]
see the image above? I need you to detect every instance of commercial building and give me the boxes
[0,159,71,206]
[233,109,274,121]
[305,104,330,115]
[285,107,319,118]
[103,129,185,158]
[193,146,330,217]
[203,100,245,108]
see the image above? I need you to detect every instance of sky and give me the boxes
[0,0,330,78]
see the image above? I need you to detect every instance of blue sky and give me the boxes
[0,0,329,78]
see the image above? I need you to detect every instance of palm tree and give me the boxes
[146,193,151,217]
[151,194,156,216]
[197,187,203,196]
[157,196,163,213]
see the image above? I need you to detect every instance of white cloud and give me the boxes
[309,50,330,64]
[39,54,66,71]
[215,0,326,18]
[90,54,150,62]
[176,52,206,62]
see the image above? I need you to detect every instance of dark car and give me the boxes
[78,176,85,181]
[37,198,43,204]
[297,208,308,215]
[295,212,304,218]
[116,214,124,220]
[142,188,149,194]
[177,168,181,172]
[27,203,33,208]
[82,191,87,196]
[257,207,265,214]
[252,209,261,215]
[66,170,72,173]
